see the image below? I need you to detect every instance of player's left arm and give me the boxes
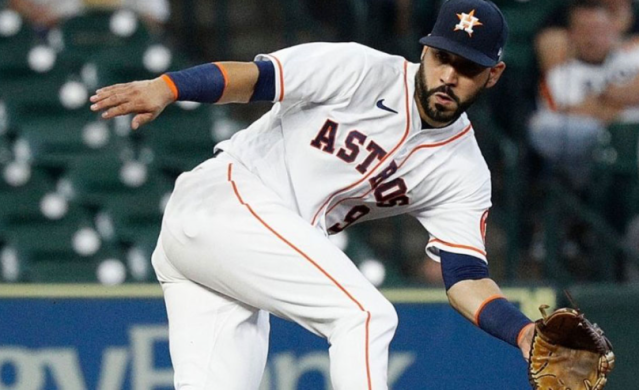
[446,274,534,360]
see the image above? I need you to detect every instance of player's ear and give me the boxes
[485,61,506,89]
[421,47,428,60]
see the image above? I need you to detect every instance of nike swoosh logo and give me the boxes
[376,99,398,114]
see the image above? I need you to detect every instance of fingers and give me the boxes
[102,101,138,119]
[132,113,155,130]
[90,80,167,125]
[90,83,128,103]
[90,83,140,115]
[91,93,129,116]
[94,83,129,96]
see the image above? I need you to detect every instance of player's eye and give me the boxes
[455,61,485,78]
[435,51,450,64]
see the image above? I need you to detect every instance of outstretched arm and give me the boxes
[440,251,534,360]
[447,278,534,360]
[90,62,260,129]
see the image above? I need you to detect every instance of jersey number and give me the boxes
[327,178,409,234]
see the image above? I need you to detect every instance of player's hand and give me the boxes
[90,78,176,130]
[518,323,535,361]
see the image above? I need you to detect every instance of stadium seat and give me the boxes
[3,70,91,132]
[141,103,217,173]
[60,152,168,209]
[82,43,181,90]
[0,167,57,236]
[0,133,11,162]
[59,10,151,66]
[97,174,173,243]
[125,234,159,281]
[99,195,169,282]
[0,9,38,78]
[589,122,639,230]
[331,225,409,287]
[0,42,88,136]
[15,112,127,169]
[2,204,103,282]
[598,122,639,175]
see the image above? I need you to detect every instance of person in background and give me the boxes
[8,0,169,32]
[528,0,639,281]
[535,0,639,75]
[529,0,639,188]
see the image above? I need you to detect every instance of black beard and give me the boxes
[415,65,483,125]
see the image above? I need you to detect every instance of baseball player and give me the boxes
[91,0,535,389]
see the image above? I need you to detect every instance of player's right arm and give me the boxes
[91,42,372,129]
[90,62,260,129]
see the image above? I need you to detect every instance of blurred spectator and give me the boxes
[535,0,639,75]
[528,0,639,188]
[8,0,170,32]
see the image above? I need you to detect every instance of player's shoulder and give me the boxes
[445,122,491,190]
[270,41,408,71]
[283,41,403,57]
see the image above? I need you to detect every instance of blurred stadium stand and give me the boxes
[0,0,637,289]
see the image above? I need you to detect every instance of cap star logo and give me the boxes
[454,9,483,37]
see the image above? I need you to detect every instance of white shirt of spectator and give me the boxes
[216,42,492,262]
[543,43,639,122]
[25,0,170,23]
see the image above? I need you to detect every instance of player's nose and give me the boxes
[440,65,458,86]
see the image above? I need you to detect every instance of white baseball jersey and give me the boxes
[155,41,492,389]
[541,43,639,122]
[217,42,491,262]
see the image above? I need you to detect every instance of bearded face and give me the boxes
[416,48,497,127]
[415,63,485,126]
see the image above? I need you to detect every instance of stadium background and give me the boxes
[0,0,637,388]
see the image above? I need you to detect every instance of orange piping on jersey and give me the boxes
[161,74,179,101]
[517,323,535,346]
[401,124,472,153]
[365,311,372,389]
[474,294,506,326]
[428,238,487,257]
[270,55,285,102]
[227,163,372,389]
[324,124,473,216]
[214,62,229,91]
[311,60,412,226]
[539,78,557,111]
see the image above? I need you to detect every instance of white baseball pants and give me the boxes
[151,153,398,390]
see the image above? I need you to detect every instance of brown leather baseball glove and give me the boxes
[528,305,615,390]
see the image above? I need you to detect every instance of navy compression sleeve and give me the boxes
[440,250,532,348]
[440,250,489,291]
[250,60,275,102]
[164,63,227,103]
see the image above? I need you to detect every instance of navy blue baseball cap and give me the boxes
[420,0,508,67]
